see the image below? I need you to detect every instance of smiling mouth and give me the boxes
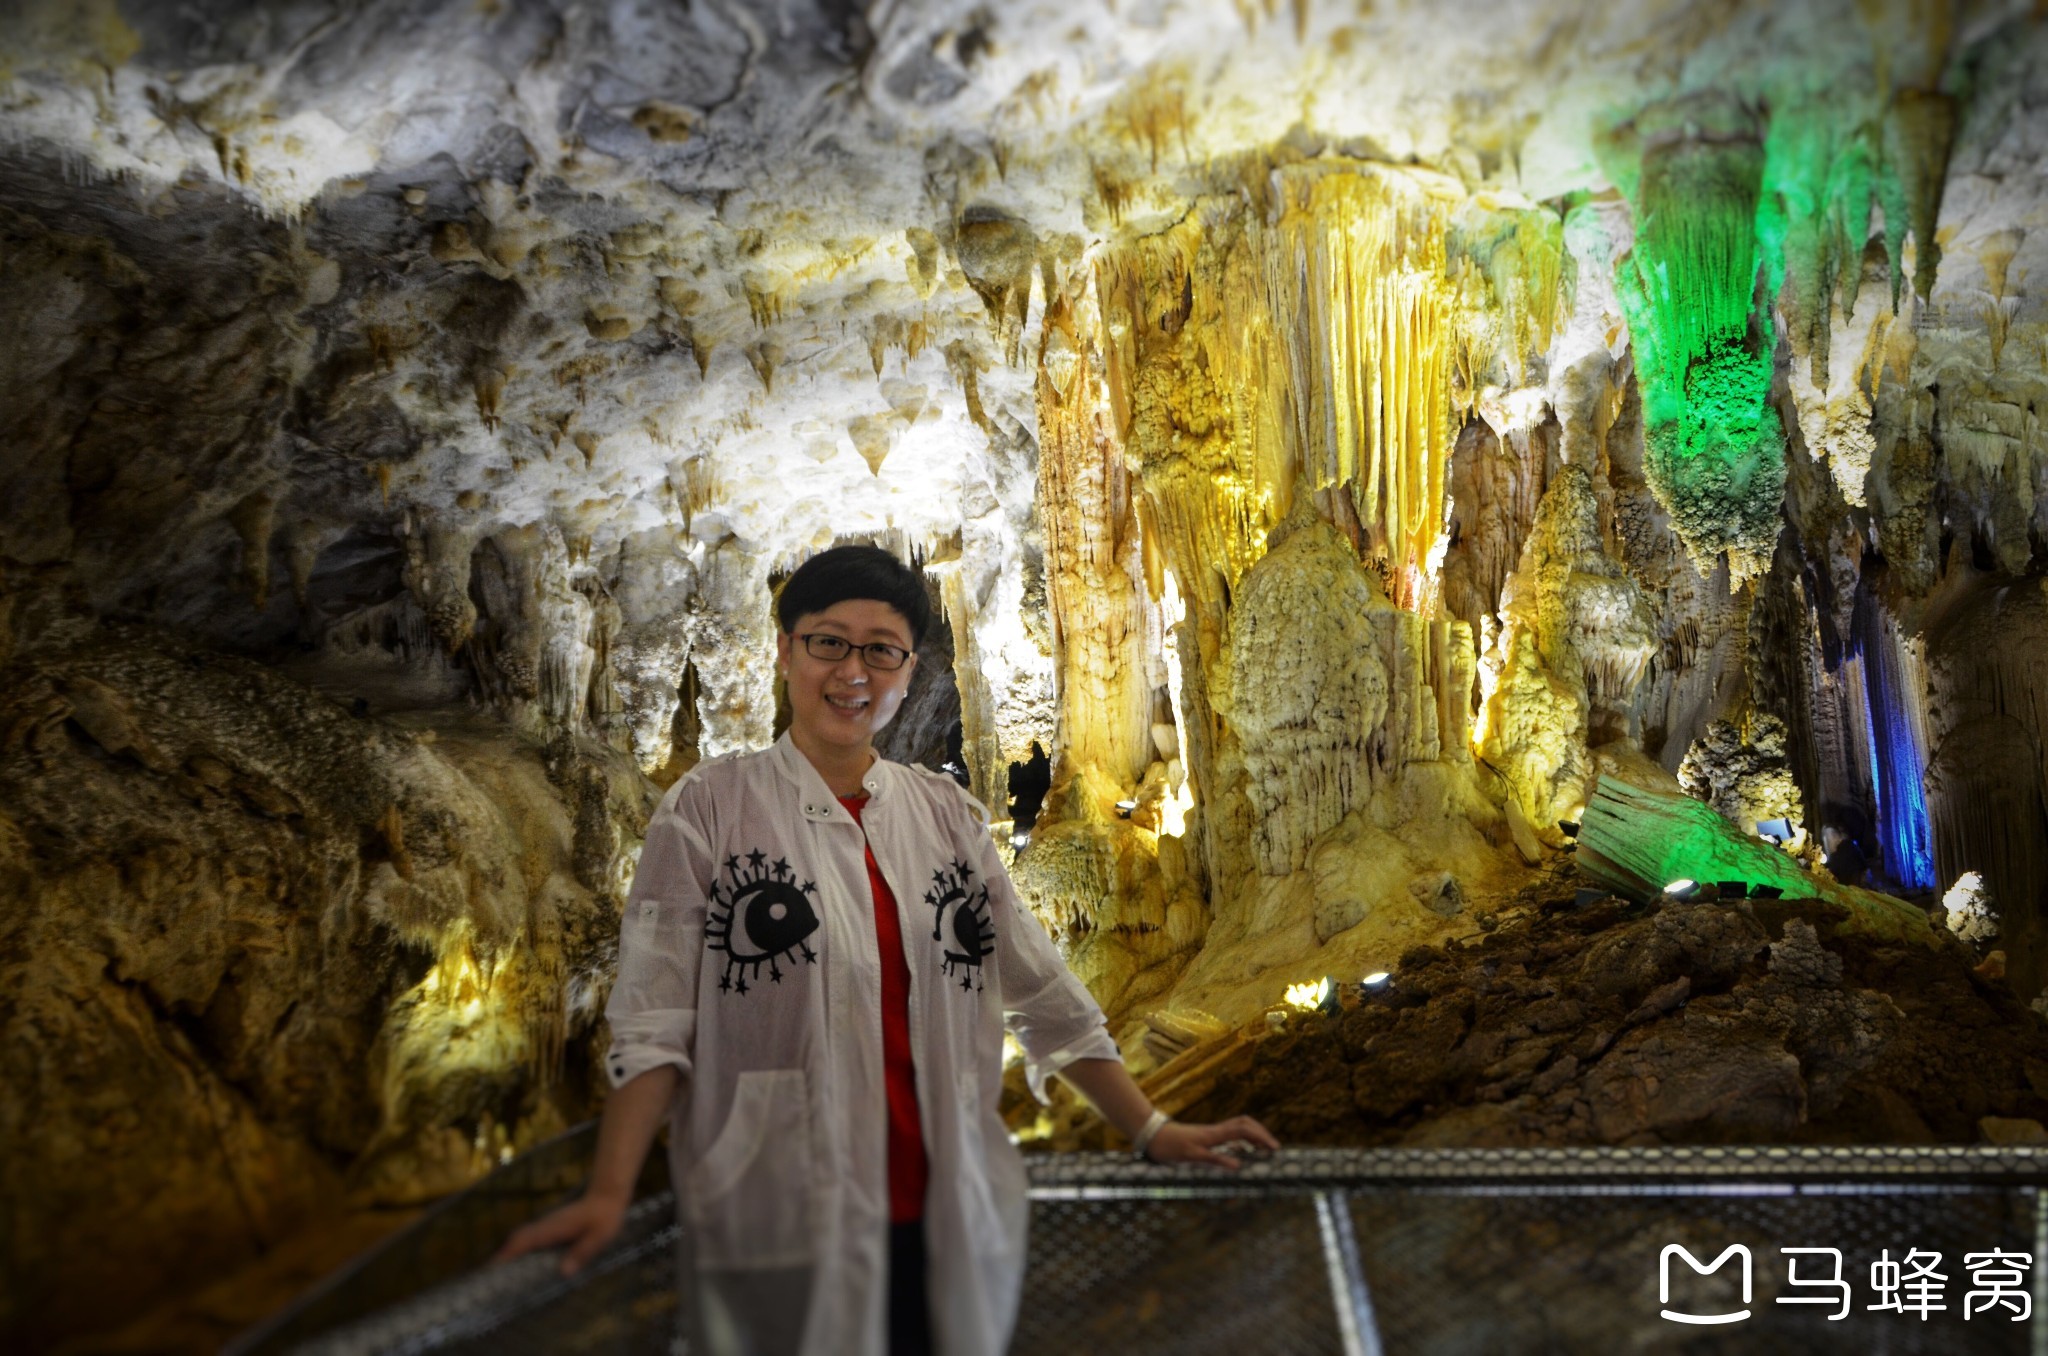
[825,693,869,713]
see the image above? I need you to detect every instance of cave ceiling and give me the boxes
[5,0,2042,643]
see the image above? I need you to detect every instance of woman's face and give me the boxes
[776,598,919,755]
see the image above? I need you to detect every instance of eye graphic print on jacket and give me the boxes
[925,860,996,992]
[706,849,821,994]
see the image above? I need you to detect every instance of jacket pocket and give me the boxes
[687,1068,815,1268]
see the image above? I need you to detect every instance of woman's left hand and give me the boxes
[1143,1115,1281,1168]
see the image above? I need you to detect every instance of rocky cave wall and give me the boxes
[4,0,2048,1348]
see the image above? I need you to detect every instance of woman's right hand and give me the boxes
[493,1189,630,1277]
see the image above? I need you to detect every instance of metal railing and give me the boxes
[234,1140,2048,1356]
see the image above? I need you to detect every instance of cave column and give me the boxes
[689,539,776,758]
[1036,290,1155,812]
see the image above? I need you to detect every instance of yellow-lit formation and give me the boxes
[1261,165,1468,611]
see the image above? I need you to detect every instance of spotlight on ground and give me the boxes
[1662,878,1700,901]
[1283,977,1331,1011]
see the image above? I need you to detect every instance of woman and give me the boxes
[499,545,1277,1355]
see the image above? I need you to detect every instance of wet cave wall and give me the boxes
[4,0,2048,1348]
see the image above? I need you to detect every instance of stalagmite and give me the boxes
[1480,465,1655,831]
[1222,511,1392,875]
[401,523,481,654]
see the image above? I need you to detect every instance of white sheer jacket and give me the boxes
[604,731,1119,1355]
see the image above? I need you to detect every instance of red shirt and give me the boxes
[839,794,928,1223]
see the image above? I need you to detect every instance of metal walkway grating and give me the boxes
[232,1140,2048,1355]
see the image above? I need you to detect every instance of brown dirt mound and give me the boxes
[1039,893,2048,1149]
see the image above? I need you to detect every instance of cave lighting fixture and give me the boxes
[1756,818,1793,844]
[1662,879,1701,901]
[1284,978,1331,1012]
[1943,871,1987,911]
[1362,972,1391,986]
[1114,799,1138,819]
[1010,832,1030,849]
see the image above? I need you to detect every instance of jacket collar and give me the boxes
[770,730,891,825]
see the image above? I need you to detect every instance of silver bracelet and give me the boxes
[1132,1108,1171,1161]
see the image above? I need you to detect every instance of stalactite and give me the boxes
[1851,587,1936,892]
[1448,202,1571,387]
[1806,647,1874,837]
[1091,207,1274,896]
[1760,100,1877,384]
[285,521,338,614]
[955,207,1038,365]
[1881,88,1957,310]
[472,523,598,729]
[1527,465,1657,735]
[1075,158,1558,899]
[1611,101,1786,580]
[1444,405,1555,635]
[603,528,702,778]
[581,579,624,744]
[1261,164,1468,609]
[1870,390,1941,595]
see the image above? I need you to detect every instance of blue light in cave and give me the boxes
[1858,607,1937,893]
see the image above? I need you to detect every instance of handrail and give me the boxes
[232,1139,2048,1354]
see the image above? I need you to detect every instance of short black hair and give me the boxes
[774,544,931,647]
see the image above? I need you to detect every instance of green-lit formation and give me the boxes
[1757,99,1875,380]
[1613,124,1788,578]
[1604,85,1955,577]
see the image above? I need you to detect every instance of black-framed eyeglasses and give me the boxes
[798,633,912,670]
